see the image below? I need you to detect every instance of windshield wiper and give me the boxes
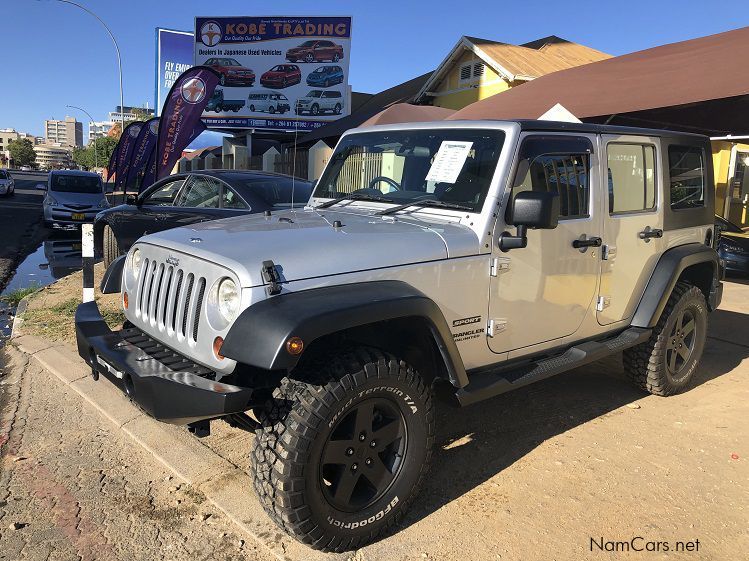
[314,193,394,209]
[377,198,474,216]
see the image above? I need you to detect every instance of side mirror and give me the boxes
[499,191,560,252]
[36,183,47,191]
[126,194,138,206]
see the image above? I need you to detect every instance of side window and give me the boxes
[176,176,222,208]
[221,186,249,209]
[511,136,592,219]
[607,144,656,213]
[143,177,186,206]
[669,146,705,210]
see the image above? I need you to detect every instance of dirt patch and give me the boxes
[21,263,123,344]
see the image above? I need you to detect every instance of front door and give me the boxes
[488,133,602,354]
[597,135,664,325]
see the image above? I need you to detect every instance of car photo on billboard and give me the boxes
[260,64,301,89]
[306,65,344,87]
[205,88,246,113]
[204,57,255,86]
[247,91,291,114]
[295,89,344,115]
[285,39,344,63]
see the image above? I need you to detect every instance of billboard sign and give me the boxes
[155,28,194,116]
[194,16,352,131]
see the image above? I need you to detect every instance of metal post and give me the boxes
[66,105,97,169]
[81,223,95,303]
[46,1,124,166]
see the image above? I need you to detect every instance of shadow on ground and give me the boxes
[393,306,749,534]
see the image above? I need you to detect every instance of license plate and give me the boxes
[71,212,85,220]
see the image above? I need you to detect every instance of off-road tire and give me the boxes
[624,282,707,396]
[252,346,434,552]
[102,225,122,269]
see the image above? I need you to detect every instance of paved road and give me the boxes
[0,346,275,561]
[0,172,49,294]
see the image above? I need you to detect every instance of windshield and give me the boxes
[50,174,102,194]
[313,129,505,213]
[307,91,322,98]
[299,40,316,47]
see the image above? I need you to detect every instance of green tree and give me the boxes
[72,136,118,170]
[8,138,36,167]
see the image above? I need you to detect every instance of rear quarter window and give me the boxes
[669,145,705,210]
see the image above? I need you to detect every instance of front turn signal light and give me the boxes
[213,336,225,360]
[123,292,129,310]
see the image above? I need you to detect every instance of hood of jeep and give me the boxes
[138,208,479,287]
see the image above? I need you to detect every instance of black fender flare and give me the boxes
[100,255,125,294]
[220,280,468,387]
[631,243,721,329]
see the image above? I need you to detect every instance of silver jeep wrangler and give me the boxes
[76,120,723,551]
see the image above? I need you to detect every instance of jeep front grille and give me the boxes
[136,258,204,341]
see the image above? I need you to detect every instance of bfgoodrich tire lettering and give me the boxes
[624,282,708,396]
[252,346,434,552]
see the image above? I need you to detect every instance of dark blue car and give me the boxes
[306,65,344,88]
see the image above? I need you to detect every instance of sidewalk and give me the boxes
[3,280,748,560]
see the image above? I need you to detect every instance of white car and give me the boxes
[0,169,14,197]
[295,89,344,115]
[247,91,291,114]
[41,170,109,228]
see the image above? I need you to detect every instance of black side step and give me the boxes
[455,327,652,407]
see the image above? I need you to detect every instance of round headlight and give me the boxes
[217,278,239,322]
[129,248,141,278]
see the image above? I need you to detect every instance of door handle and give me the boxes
[638,227,663,240]
[572,236,602,249]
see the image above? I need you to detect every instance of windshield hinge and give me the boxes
[596,296,611,311]
[490,257,510,277]
[261,260,282,296]
[487,318,507,337]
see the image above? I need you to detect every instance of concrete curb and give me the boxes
[10,318,334,561]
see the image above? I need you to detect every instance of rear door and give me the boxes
[488,133,602,354]
[598,135,664,325]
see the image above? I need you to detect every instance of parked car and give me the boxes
[260,64,301,89]
[204,57,255,86]
[205,89,246,113]
[41,170,108,228]
[20,165,32,171]
[77,120,722,551]
[247,91,290,114]
[286,39,344,63]
[0,169,15,197]
[306,65,344,87]
[295,89,344,115]
[94,170,312,267]
[715,214,749,275]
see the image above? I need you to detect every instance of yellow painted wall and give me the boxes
[429,49,515,110]
[712,140,749,225]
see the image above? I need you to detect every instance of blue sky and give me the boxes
[2,0,747,138]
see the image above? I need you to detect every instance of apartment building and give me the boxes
[45,116,83,148]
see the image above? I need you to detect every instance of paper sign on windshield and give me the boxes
[425,141,473,184]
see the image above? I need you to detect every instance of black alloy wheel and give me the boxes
[665,309,697,382]
[320,397,407,512]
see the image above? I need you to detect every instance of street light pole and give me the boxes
[44,1,125,140]
[66,104,97,170]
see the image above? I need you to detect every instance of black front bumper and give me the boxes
[75,301,256,425]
